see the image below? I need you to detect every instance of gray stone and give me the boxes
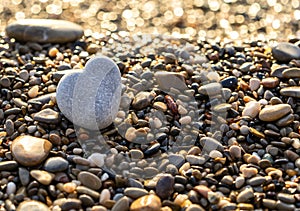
[168,154,185,168]
[43,157,69,172]
[280,87,300,98]
[60,198,82,211]
[200,137,224,153]
[236,188,254,203]
[124,187,148,199]
[282,67,300,78]
[131,91,154,110]
[154,71,187,91]
[78,171,102,190]
[19,167,30,186]
[247,176,266,186]
[6,19,83,43]
[259,104,291,122]
[156,174,175,199]
[111,196,130,211]
[33,108,61,124]
[272,42,300,63]
[57,56,122,130]
[5,119,14,136]
[198,82,222,95]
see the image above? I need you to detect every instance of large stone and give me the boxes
[272,42,300,63]
[6,19,83,43]
[56,56,122,130]
[11,135,52,167]
[17,200,49,211]
[280,87,300,98]
[259,104,291,122]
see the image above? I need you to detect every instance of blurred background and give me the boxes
[0,0,300,40]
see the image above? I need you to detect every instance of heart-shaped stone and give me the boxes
[56,56,122,130]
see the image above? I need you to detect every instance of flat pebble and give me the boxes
[247,176,266,186]
[229,145,242,159]
[6,19,83,43]
[30,170,55,185]
[272,42,300,63]
[130,194,161,211]
[78,171,102,190]
[43,157,69,172]
[200,137,224,153]
[132,91,154,110]
[88,153,106,167]
[33,108,60,124]
[249,78,260,91]
[6,182,16,195]
[259,104,291,121]
[0,161,18,171]
[154,72,186,91]
[11,135,52,166]
[112,196,130,211]
[280,86,300,98]
[277,193,295,203]
[282,67,300,78]
[124,187,148,199]
[261,77,279,88]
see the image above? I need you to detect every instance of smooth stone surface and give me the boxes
[272,42,300,63]
[124,187,148,199]
[130,194,161,211]
[17,200,49,211]
[261,77,279,88]
[0,161,18,171]
[156,174,175,199]
[200,137,224,153]
[280,86,300,98]
[220,76,238,89]
[11,135,52,166]
[259,104,291,121]
[19,167,30,186]
[276,113,294,127]
[236,188,254,203]
[33,108,60,124]
[30,170,55,185]
[112,196,130,211]
[43,157,69,172]
[249,78,260,91]
[185,204,205,211]
[6,19,83,43]
[154,71,187,91]
[57,56,122,130]
[242,101,260,118]
[198,82,222,95]
[78,171,102,190]
[282,67,300,78]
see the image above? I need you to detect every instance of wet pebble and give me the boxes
[33,108,61,124]
[78,171,102,190]
[43,157,69,172]
[30,170,55,185]
[130,194,161,211]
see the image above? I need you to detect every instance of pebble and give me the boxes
[28,85,39,98]
[17,200,49,211]
[132,91,154,110]
[261,77,279,88]
[156,174,175,199]
[124,187,148,199]
[88,153,106,168]
[282,67,300,78]
[179,116,192,124]
[185,204,205,211]
[259,104,291,121]
[63,182,77,193]
[241,167,258,178]
[198,82,222,95]
[220,76,238,89]
[280,86,300,98]
[262,199,276,209]
[43,157,69,172]
[6,19,83,43]
[6,182,16,195]
[33,108,60,124]
[242,101,260,118]
[0,161,18,171]
[112,196,130,211]
[247,176,266,186]
[80,194,95,207]
[154,72,187,91]
[168,154,185,168]
[272,42,300,62]
[19,167,30,186]
[229,145,242,159]
[130,194,161,211]
[276,201,295,211]
[235,176,245,189]
[60,198,82,211]
[153,101,167,112]
[249,78,260,91]
[200,137,224,153]
[277,193,295,203]
[236,188,254,203]
[76,186,100,199]
[276,113,294,127]
[30,170,55,185]
[5,119,14,136]
[57,56,122,130]
[11,135,52,166]
[193,185,212,198]
[78,171,102,190]
[209,150,223,158]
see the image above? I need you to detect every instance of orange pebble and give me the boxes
[48,47,59,57]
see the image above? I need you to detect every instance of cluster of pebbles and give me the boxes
[0,19,299,211]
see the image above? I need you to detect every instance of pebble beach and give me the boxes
[0,0,300,210]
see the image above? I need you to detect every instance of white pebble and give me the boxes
[88,153,106,168]
[6,182,16,195]
[209,150,223,158]
[179,116,192,124]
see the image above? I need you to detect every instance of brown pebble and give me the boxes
[130,194,161,211]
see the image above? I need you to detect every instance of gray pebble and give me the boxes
[43,157,69,172]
